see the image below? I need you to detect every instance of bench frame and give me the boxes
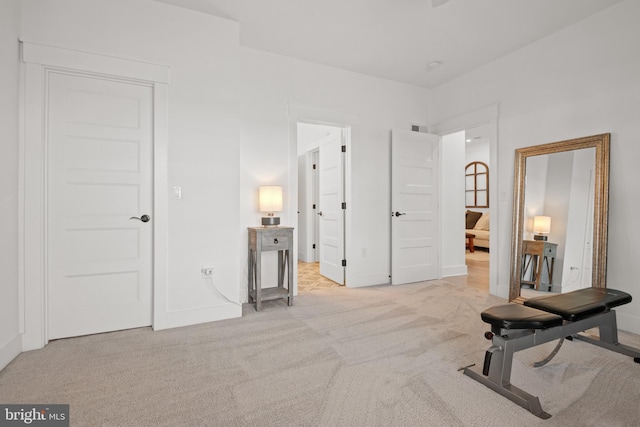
[463,308,640,419]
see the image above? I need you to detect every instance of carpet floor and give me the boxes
[1,279,639,426]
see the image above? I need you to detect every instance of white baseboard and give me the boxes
[153,303,242,331]
[0,334,22,372]
[442,264,467,277]
[617,312,640,335]
[348,273,389,288]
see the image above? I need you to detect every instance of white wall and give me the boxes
[20,0,242,331]
[432,0,640,332]
[441,131,466,277]
[465,140,490,171]
[240,48,432,288]
[0,0,21,370]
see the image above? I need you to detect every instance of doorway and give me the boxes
[430,105,498,295]
[20,42,169,350]
[463,124,491,291]
[439,124,492,292]
[296,122,346,292]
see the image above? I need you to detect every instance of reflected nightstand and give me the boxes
[521,239,557,291]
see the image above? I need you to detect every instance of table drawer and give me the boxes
[261,233,290,250]
[544,244,557,258]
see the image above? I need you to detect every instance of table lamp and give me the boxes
[259,186,282,226]
[533,216,551,241]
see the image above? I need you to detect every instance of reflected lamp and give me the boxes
[533,215,551,241]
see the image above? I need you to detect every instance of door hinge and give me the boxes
[313,164,316,169]
[341,202,346,209]
[312,244,316,249]
[313,204,316,209]
[341,145,346,153]
[342,259,347,267]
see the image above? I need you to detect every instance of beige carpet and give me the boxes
[2,280,640,426]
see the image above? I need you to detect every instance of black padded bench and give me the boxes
[463,287,640,419]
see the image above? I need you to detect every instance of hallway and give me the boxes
[297,262,341,293]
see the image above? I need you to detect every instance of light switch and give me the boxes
[172,186,182,200]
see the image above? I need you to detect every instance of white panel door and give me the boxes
[312,149,320,262]
[319,133,344,284]
[391,130,439,285]
[48,72,153,339]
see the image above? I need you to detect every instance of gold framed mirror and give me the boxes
[509,134,610,302]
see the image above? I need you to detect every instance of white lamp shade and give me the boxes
[259,186,283,213]
[533,216,551,234]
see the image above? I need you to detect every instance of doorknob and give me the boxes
[318,211,323,216]
[394,212,406,217]
[130,214,151,222]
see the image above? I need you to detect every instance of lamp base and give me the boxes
[261,216,280,226]
[533,235,548,241]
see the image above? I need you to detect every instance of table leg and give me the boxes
[255,248,262,311]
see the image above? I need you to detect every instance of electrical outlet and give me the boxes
[201,267,215,278]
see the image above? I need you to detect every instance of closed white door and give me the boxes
[319,132,344,284]
[391,130,439,285]
[47,72,153,339]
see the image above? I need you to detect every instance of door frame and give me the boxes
[19,42,170,350]
[288,104,354,290]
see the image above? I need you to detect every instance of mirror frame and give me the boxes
[509,133,610,302]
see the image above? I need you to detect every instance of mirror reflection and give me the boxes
[510,134,609,302]
[521,148,595,294]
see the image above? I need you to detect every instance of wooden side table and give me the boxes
[521,240,557,291]
[247,226,294,311]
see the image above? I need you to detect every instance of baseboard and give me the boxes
[348,273,389,288]
[442,264,467,277]
[0,334,22,372]
[617,312,640,335]
[153,303,242,331]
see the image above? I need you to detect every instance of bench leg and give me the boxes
[463,336,551,419]
[463,365,551,419]
[573,310,640,360]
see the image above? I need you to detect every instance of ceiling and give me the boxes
[153,0,621,88]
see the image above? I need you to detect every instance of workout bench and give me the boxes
[463,287,640,419]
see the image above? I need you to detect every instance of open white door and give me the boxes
[312,150,320,262]
[391,129,439,285]
[318,132,345,284]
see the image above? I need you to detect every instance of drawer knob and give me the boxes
[274,238,279,244]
